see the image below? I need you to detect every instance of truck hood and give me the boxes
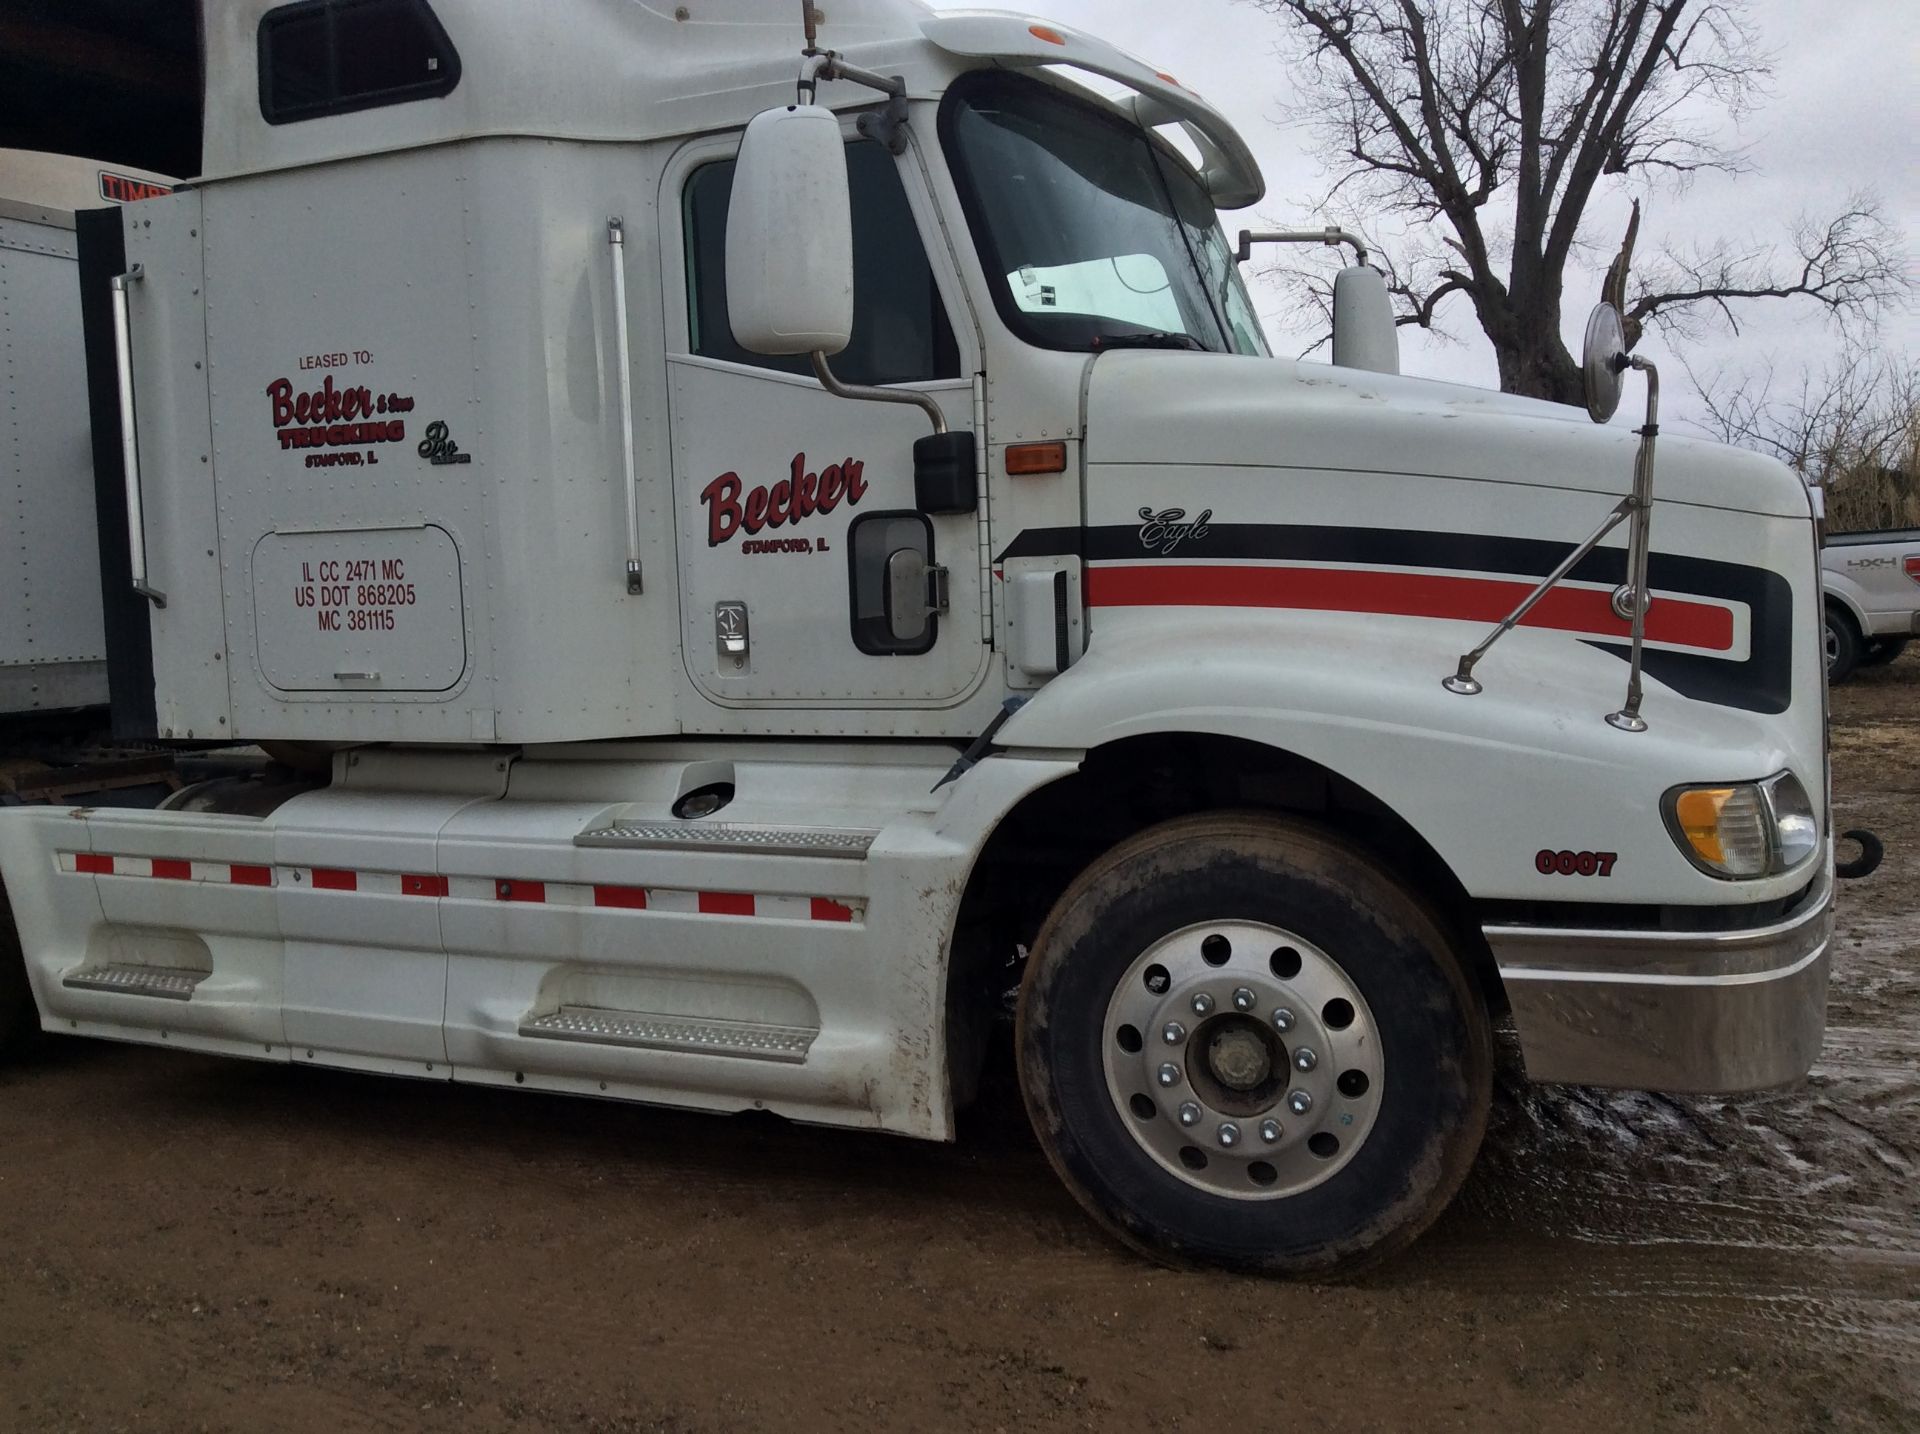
[1083,352,1811,520]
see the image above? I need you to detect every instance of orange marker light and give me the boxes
[1029,24,1067,45]
[1006,441,1069,476]
[1155,72,1181,87]
[1672,787,1733,866]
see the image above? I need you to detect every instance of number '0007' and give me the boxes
[1535,849,1617,877]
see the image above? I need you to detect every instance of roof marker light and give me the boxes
[1029,24,1067,45]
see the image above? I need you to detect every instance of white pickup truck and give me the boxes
[1823,528,1920,681]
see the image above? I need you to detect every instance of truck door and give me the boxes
[662,136,987,707]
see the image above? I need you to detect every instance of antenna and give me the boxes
[802,0,819,51]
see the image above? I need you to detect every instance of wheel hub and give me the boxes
[1207,1024,1271,1090]
[1100,921,1384,1200]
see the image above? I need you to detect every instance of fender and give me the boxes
[1819,565,1873,634]
[995,607,1822,908]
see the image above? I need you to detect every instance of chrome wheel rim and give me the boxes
[1101,920,1383,1200]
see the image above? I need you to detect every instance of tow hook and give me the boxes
[1835,829,1885,880]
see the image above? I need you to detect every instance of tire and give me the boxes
[1861,637,1909,668]
[1016,812,1491,1277]
[0,891,39,1062]
[1825,607,1862,683]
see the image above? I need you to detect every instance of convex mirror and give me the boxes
[1583,302,1627,424]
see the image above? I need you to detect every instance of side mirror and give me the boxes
[726,105,853,356]
[1331,266,1399,375]
[1582,302,1627,424]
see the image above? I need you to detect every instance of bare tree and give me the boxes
[1247,0,1907,403]
[1691,349,1920,530]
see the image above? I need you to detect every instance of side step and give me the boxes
[573,822,875,859]
[518,1006,818,1063]
[62,965,208,1001]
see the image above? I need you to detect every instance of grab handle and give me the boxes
[109,264,166,608]
[608,218,643,595]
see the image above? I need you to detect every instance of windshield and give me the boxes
[940,73,1268,356]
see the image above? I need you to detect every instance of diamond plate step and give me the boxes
[62,964,207,1001]
[574,822,876,859]
[518,1005,817,1063]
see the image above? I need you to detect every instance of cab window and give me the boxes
[259,0,461,123]
[684,141,960,387]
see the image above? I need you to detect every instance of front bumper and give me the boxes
[1485,865,1832,1093]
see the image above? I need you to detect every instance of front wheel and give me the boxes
[1016,813,1491,1277]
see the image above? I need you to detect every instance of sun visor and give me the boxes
[920,13,1265,209]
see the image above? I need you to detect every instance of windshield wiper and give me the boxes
[1089,331,1208,352]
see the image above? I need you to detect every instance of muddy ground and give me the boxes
[3,657,1916,1433]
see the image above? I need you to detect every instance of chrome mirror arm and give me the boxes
[1606,357,1660,732]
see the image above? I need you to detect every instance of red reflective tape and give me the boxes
[75,852,114,875]
[229,864,272,887]
[698,891,755,917]
[593,884,649,910]
[495,879,546,904]
[311,868,357,891]
[151,858,192,881]
[811,898,854,923]
[402,873,448,898]
[1084,564,1736,652]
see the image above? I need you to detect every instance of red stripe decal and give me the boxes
[75,852,114,875]
[810,898,854,923]
[151,858,192,881]
[593,884,649,910]
[698,891,755,917]
[230,864,272,887]
[1085,564,1735,652]
[496,879,546,904]
[402,873,449,898]
[311,868,357,891]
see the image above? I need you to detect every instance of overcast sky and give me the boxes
[924,0,1917,433]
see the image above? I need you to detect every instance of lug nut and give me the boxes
[1288,1089,1313,1116]
[1271,1007,1295,1033]
[1191,992,1214,1015]
[1157,1062,1181,1087]
[1178,1102,1201,1127]
[1294,1047,1318,1072]
[1162,1021,1186,1045]
[1231,986,1257,1011]
[1218,1122,1240,1148]
[1259,1118,1281,1143]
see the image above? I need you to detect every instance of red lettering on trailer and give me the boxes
[98,171,173,204]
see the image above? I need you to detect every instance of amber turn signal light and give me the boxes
[1006,441,1068,476]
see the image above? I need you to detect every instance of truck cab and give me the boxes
[0,0,1833,1275]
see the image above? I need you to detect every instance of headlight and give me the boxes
[1663,771,1820,879]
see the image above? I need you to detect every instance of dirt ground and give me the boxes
[3,657,1916,1434]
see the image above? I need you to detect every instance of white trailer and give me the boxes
[0,0,1839,1274]
[0,150,173,717]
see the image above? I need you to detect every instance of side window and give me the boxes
[684,141,960,387]
[259,0,461,124]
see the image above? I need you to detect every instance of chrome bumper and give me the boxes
[1485,866,1832,1093]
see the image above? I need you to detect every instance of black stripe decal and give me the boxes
[998,523,1793,715]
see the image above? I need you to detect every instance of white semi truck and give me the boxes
[0,0,1845,1274]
